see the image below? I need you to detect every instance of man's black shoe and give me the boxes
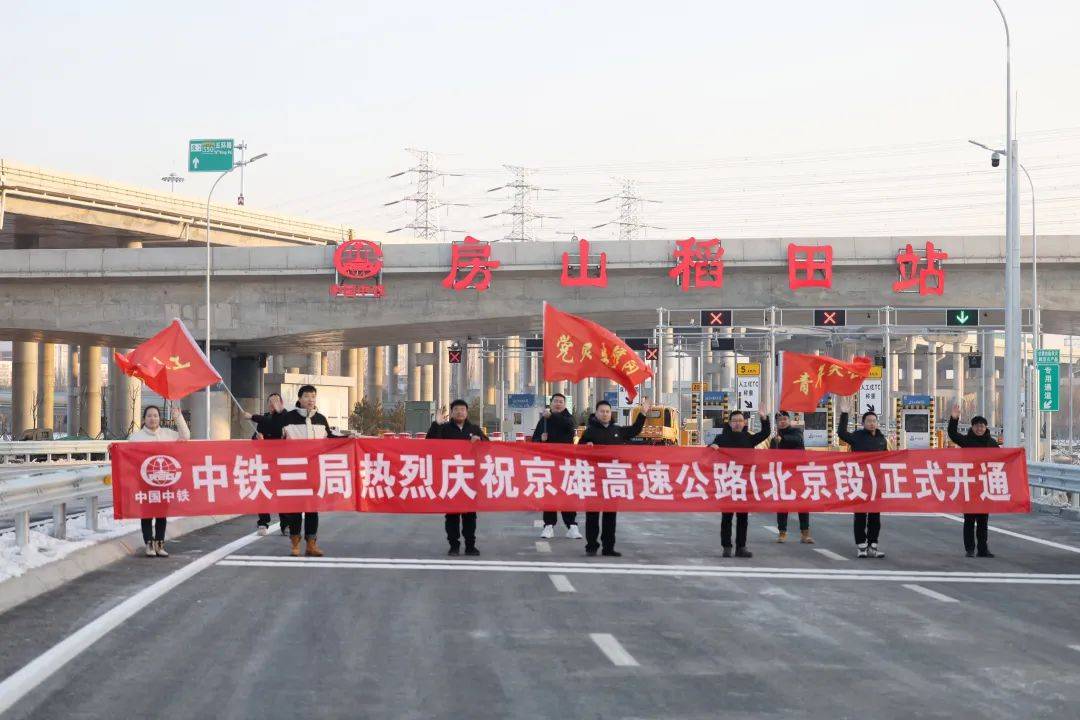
[601,549,622,557]
[965,550,976,558]
[448,546,460,556]
[464,546,480,556]
[734,547,753,559]
[977,550,995,558]
[722,547,733,558]
[585,547,598,557]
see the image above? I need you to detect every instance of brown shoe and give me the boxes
[800,529,815,544]
[776,531,787,543]
[290,535,302,557]
[305,537,324,557]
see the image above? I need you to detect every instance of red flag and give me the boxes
[542,303,653,401]
[113,320,221,400]
[779,351,872,413]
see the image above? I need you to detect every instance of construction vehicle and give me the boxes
[631,404,686,446]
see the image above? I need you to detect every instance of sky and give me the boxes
[2,0,1079,240]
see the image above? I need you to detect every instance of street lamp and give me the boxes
[987,0,1022,447]
[204,152,267,437]
[161,173,184,192]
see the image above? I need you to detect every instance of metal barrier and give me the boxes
[1027,462,1080,509]
[0,440,117,464]
[0,463,112,547]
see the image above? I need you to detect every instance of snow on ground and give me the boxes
[0,511,140,584]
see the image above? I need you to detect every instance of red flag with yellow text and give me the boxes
[779,351,872,413]
[543,303,653,401]
[113,319,221,400]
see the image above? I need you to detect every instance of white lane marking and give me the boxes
[533,519,544,528]
[0,530,269,716]
[535,541,552,553]
[216,558,1080,585]
[589,633,639,667]
[903,584,960,603]
[226,555,1080,579]
[549,574,576,592]
[814,548,849,561]
[1068,645,1080,653]
[937,514,1080,555]
[762,525,780,534]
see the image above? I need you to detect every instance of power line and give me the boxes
[384,148,467,240]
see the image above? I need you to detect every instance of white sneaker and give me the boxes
[856,543,868,559]
[144,542,156,557]
[868,544,885,559]
[566,524,582,540]
[540,525,555,539]
[154,541,169,558]
[257,526,269,537]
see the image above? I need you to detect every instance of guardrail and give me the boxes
[1027,462,1080,508]
[0,440,117,464]
[0,463,111,547]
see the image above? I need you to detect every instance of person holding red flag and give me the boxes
[113,320,222,404]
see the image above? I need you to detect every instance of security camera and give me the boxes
[991,152,1001,168]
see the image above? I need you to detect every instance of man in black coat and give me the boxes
[837,397,890,559]
[427,399,488,556]
[770,411,813,544]
[531,392,582,539]
[578,398,650,557]
[948,405,1000,558]
[710,409,771,558]
[243,392,287,536]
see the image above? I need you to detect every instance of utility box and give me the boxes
[405,401,435,435]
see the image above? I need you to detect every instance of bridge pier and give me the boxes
[369,345,387,407]
[108,347,140,438]
[79,345,102,438]
[952,341,966,411]
[37,343,56,433]
[230,353,262,438]
[11,341,37,437]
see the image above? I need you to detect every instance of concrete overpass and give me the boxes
[0,160,348,249]
[0,235,1074,349]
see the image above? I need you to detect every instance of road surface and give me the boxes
[2,510,1080,719]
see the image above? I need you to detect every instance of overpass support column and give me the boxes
[385,345,399,406]
[925,342,938,414]
[573,381,589,421]
[108,347,139,438]
[368,346,387,407]
[421,341,435,402]
[484,350,497,409]
[661,328,675,399]
[12,341,38,437]
[37,343,56,432]
[952,342,965,412]
[79,345,102,438]
[67,345,80,436]
[231,354,262,438]
[183,349,230,439]
[343,348,366,411]
[904,339,917,396]
[455,339,469,401]
[305,352,321,376]
[408,344,421,402]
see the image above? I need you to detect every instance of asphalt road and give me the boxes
[2,509,1080,719]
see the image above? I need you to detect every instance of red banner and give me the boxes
[780,351,872,413]
[110,439,1029,518]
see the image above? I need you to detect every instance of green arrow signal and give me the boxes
[954,311,970,324]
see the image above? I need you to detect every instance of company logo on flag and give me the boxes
[779,351,872,413]
[542,304,653,402]
[113,319,222,400]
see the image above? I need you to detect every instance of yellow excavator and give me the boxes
[631,404,686,446]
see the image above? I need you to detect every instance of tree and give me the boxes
[350,398,406,436]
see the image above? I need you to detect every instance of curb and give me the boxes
[0,514,239,616]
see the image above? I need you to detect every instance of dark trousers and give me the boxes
[585,511,617,551]
[721,512,748,548]
[853,513,881,545]
[284,512,319,538]
[257,513,272,527]
[777,513,810,533]
[543,511,578,528]
[963,514,990,553]
[141,517,166,544]
[445,513,477,548]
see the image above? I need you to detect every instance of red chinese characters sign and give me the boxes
[893,241,948,295]
[110,439,1030,517]
[442,235,500,291]
[560,237,607,287]
[787,243,833,291]
[669,238,724,290]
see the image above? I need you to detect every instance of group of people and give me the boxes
[132,385,1000,561]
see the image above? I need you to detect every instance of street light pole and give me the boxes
[204,152,267,438]
[989,0,1021,447]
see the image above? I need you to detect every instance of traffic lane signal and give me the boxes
[814,309,846,327]
[700,309,732,327]
[947,309,979,327]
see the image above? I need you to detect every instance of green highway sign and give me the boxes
[1035,348,1060,366]
[1038,363,1060,412]
[188,139,234,172]
[946,309,979,327]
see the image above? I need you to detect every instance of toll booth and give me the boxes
[405,401,435,434]
[895,394,936,449]
[700,391,729,446]
[801,396,836,448]
[507,394,541,440]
